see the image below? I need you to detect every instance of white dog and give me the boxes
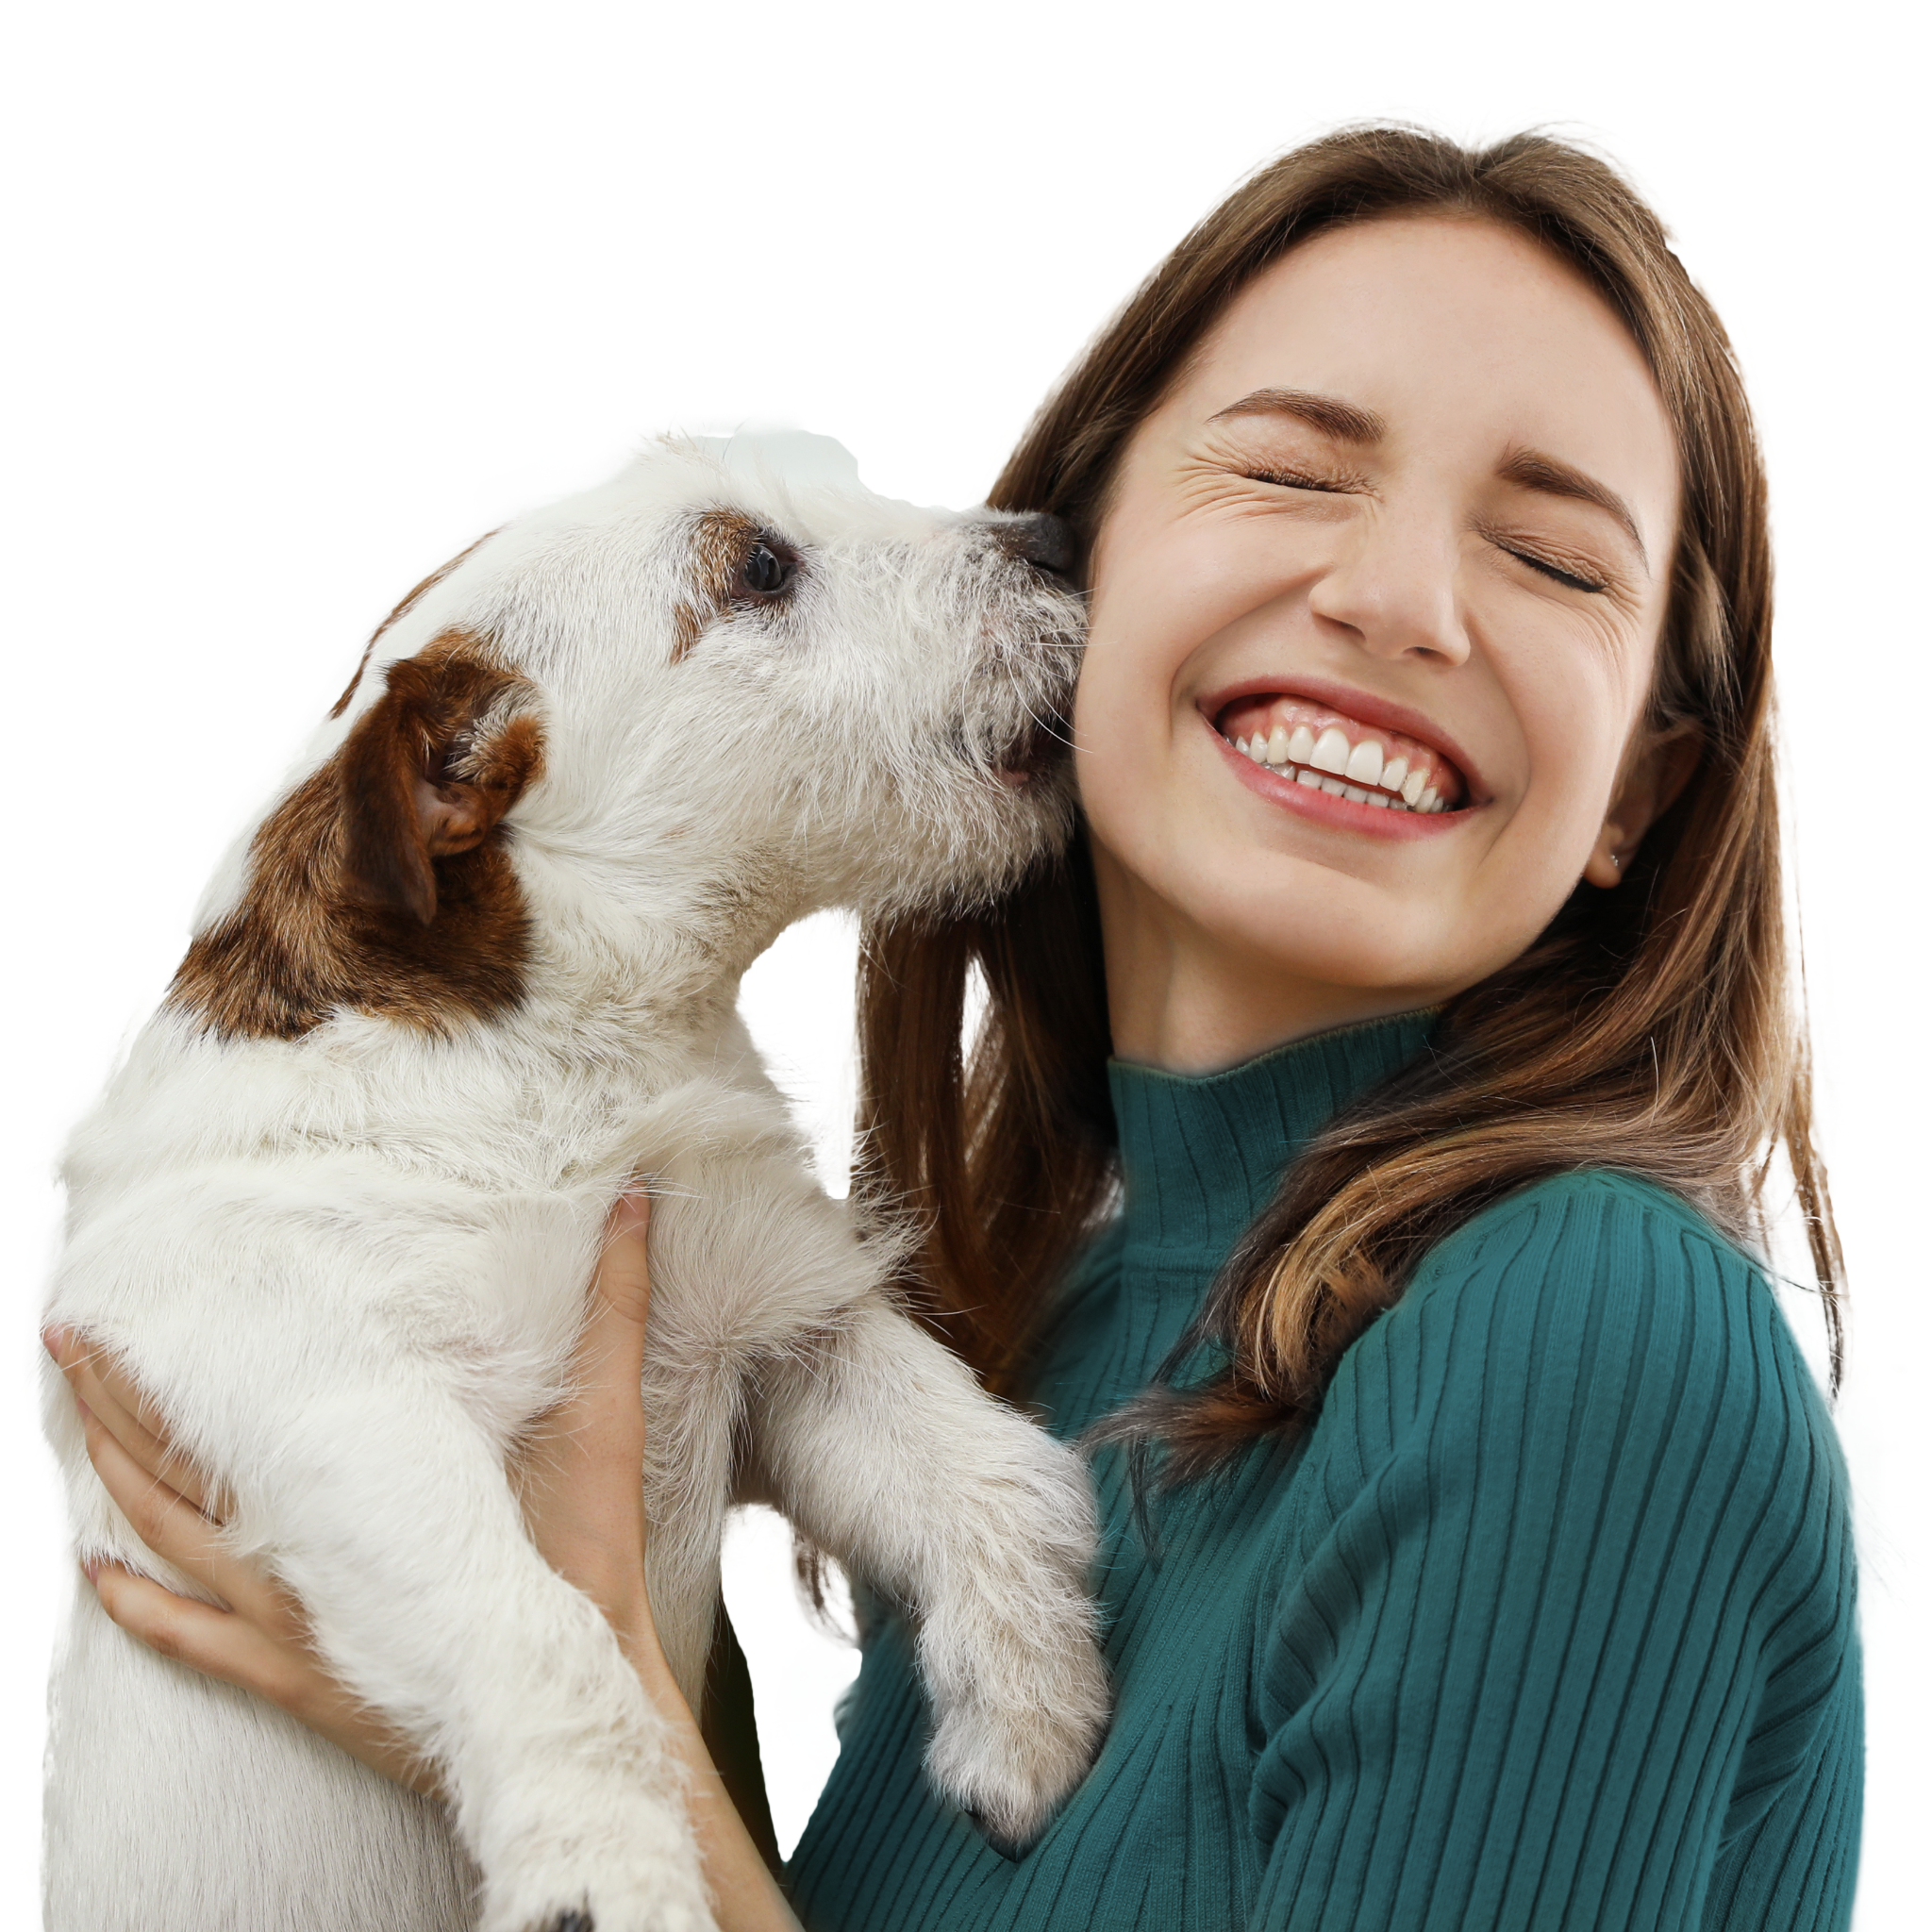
[41,435,1107,1932]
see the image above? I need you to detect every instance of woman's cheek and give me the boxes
[1466,772,1615,958]
[1070,596,1195,815]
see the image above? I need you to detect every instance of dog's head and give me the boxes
[174,436,1086,1040]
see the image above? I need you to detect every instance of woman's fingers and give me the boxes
[72,1401,288,1628]
[56,1348,445,1801]
[592,1190,654,1334]
[87,1561,441,1798]
[91,1560,297,1699]
[565,1190,654,1438]
[43,1329,221,1518]
[509,1190,656,1636]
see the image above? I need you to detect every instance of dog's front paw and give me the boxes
[925,1620,1110,1848]
[496,1865,713,1932]
[909,1412,1114,1845]
[504,1873,711,1932]
[482,1785,715,1932]
[525,1910,702,1932]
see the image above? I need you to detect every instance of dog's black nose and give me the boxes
[993,511,1075,578]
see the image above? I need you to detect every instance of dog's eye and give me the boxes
[736,541,796,600]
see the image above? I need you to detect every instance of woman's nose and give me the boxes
[1306,514,1469,665]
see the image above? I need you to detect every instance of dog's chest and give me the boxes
[63,1007,823,1344]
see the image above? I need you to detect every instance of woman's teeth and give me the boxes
[1230,723,1451,812]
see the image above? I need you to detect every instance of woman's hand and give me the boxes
[43,1324,441,1794]
[508,1192,660,1668]
[44,1193,802,1930]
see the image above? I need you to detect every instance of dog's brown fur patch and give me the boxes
[669,509,762,664]
[173,630,545,1041]
[330,530,502,719]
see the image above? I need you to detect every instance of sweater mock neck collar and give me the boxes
[1105,1010,1437,1270]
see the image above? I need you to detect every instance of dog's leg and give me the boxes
[44,1580,478,1932]
[264,1386,715,1932]
[748,1295,1110,1844]
[50,1333,715,1932]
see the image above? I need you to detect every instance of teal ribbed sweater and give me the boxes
[788,1015,1862,1929]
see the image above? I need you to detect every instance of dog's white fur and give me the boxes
[42,438,1107,1932]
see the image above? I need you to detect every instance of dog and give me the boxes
[41,433,1108,1932]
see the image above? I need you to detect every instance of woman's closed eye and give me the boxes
[1240,464,1358,494]
[1235,465,1613,592]
[1499,543,1611,594]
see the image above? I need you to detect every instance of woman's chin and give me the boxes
[1202,891,1454,999]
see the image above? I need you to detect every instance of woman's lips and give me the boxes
[1199,684,1480,838]
[1208,725,1466,837]
[1212,692,1466,811]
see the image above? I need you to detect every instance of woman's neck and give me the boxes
[1092,841,1444,1074]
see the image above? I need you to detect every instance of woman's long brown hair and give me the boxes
[857,126,1841,1477]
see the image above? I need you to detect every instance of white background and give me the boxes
[3,0,1924,1921]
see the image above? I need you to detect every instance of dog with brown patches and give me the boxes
[41,434,1105,1932]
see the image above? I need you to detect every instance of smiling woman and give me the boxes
[812,128,1857,1930]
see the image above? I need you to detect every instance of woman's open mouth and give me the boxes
[1207,688,1476,825]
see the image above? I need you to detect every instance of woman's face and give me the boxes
[1076,214,1687,1070]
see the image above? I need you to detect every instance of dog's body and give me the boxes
[42,438,1107,1932]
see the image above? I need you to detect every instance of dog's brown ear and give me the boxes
[337,632,543,925]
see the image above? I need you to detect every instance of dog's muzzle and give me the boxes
[988,511,1075,580]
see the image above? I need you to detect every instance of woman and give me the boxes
[47,128,1861,1929]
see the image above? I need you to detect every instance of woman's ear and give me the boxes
[1584,722,1702,889]
[337,633,543,925]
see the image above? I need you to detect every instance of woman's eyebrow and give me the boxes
[1208,387,1386,444]
[1498,447,1650,570]
[1207,396,1652,573]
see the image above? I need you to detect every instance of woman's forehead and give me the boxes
[1162,214,1681,539]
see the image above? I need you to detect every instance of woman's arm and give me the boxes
[44,1195,802,1932]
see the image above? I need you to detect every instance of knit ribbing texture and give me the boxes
[787,1014,1861,1930]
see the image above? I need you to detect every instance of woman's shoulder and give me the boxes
[1417,1164,1762,1289]
[1290,1165,1857,1686]
[1404,1166,1795,1363]
[1358,1166,1846,1520]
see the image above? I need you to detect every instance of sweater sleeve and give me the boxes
[1245,1174,1860,1932]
